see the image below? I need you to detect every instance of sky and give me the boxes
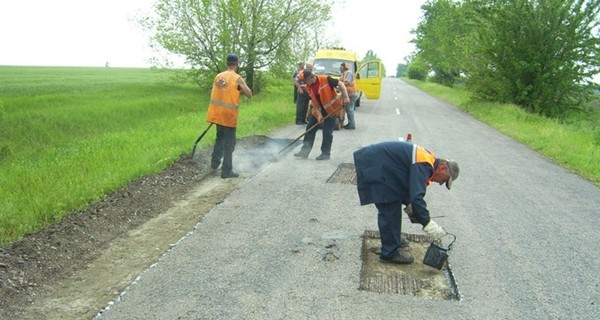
[0,0,426,70]
[328,0,427,71]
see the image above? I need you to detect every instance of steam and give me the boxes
[232,138,299,173]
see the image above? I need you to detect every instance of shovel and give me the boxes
[277,111,337,155]
[191,123,214,160]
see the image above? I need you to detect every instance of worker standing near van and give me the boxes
[294,69,350,160]
[206,53,253,179]
[292,62,305,103]
[294,64,312,125]
[340,62,358,130]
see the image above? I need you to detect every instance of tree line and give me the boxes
[408,0,599,118]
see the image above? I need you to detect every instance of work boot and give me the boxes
[343,124,355,130]
[379,251,414,264]
[221,171,239,179]
[294,151,309,159]
[315,154,330,160]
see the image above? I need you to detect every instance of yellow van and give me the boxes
[312,48,383,106]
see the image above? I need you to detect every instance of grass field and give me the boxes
[0,66,293,244]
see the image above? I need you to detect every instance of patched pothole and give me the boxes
[360,230,461,300]
[327,163,356,184]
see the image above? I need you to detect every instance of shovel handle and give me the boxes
[278,113,334,154]
[191,123,214,158]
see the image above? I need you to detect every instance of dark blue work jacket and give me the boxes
[353,141,438,226]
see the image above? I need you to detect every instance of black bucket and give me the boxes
[423,233,456,270]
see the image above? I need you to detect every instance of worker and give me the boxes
[294,69,350,160]
[294,64,313,125]
[206,53,253,179]
[294,68,309,125]
[339,62,358,129]
[292,62,305,103]
[353,141,460,264]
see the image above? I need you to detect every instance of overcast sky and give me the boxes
[0,0,426,70]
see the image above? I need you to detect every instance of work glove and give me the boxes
[423,220,447,241]
[403,204,419,224]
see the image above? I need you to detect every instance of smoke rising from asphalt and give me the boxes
[233,138,299,174]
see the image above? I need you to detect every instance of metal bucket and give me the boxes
[423,233,456,270]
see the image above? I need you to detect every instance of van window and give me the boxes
[313,59,354,76]
[358,61,379,79]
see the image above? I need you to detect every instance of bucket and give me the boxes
[423,233,456,270]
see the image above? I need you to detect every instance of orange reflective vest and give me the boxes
[412,144,436,186]
[206,70,241,128]
[308,75,343,118]
[341,70,357,93]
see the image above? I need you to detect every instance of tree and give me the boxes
[413,0,600,117]
[467,0,600,116]
[362,49,386,76]
[396,63,408,78]
[413,0,471,86]
[141,0,332,91]
[407,53,429,81]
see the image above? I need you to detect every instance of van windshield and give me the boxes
[313,59,354,77]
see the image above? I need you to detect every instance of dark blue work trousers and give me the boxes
[298,112,336,156]
[375,201,404,259]
[211,125,236,173]
[295,92,310,124]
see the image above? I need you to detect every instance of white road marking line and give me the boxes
[396,108,400,115]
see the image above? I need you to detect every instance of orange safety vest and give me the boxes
[341,70,357,93]
[308,75,343,118]
[206,70,241,128]
[412,144,436,186]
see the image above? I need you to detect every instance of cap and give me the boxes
[444,159,460,190]
[299,69,313,80]
[341,62,349,69]
[227,53,239,63]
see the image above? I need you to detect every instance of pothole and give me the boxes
[360,230,461,300]
[327,163,356,184]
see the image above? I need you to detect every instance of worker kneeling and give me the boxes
[353,141,459,264]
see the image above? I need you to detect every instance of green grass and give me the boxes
[405,78,600,186]
[0,66,294,244]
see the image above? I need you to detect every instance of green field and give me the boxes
[0,66,294,244]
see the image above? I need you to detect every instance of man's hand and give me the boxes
[404,204,418,223]
[423,220,446,241]
[342,95,350,106]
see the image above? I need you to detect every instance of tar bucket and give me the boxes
[423,233,456,270]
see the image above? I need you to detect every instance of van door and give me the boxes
[356,60,382,100]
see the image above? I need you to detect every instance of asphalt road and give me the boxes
[96,78,600,320]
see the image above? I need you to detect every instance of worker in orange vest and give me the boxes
[206,53,253,179]
[293,69,350,160]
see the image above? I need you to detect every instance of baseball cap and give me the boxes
[444,159,460,190]
[299,69,313,80]
[227,53,239,63]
